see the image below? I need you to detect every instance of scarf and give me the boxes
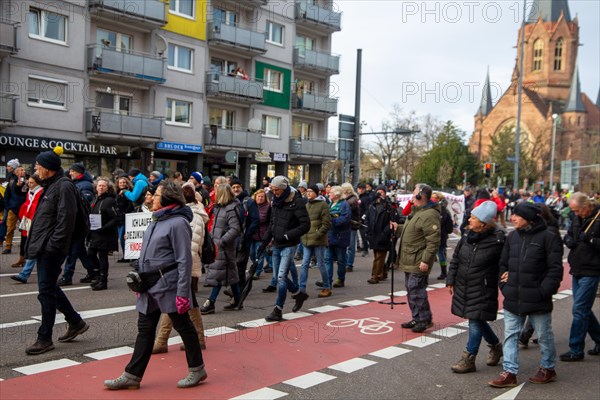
[152,204,179,220]
[272,186,291,208]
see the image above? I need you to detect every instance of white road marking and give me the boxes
[0,286,90,298]
[392,290,408,296]
[492,383,526,400]
[308,305,342,313]
[14,359,81,375]
[0,272,36,278]
[238,318,277,328]
[553,293,569,299]
[428,283,446,289]
[282,311,312,320]
[31,305,136,324]
[338,300,370,307]
[559,289,573,295]
[168,336,183,345]
[455,321,470,328]
[84,346,134,360]
[282,371,336,389]
[204,326,238,337]
[364,295,390,302]
[230,387,288,400]
[328,357,378,373]
[402,336,441,348]
[430,326,465,338]
[369,346,412,359]
[0,320,39,329]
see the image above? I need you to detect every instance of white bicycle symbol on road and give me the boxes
[326,317,395,335]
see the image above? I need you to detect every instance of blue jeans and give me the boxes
[346,231,357,268]
[568,276,600,355]
[466,319,500,355]
[273,246,298,309]
[503,310,556,374]
[269,247,297,288]
[18,259,37,281]
[118,224,126,254]
[300,245,328,291]
[62,239,91,281]
[209,283,240,302]
[250,240,272,276]
[36,254,83,342]
[326,245,347,284]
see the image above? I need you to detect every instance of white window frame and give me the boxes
[262,115,281,138]
[166,98,192,127]
[293,121,313,140]
[169,0,195,19]
[266,21,284,46]
[27,75,68,110]
[95,91,132,116]
[167,43,194,73]
[264,69,283,93]
[28,8,68,45]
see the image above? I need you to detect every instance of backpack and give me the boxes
[201,224,217,265]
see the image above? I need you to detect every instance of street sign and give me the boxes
[338,114,356,162]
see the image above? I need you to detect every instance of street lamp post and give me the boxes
[550,114,559,192]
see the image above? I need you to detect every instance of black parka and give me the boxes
[263,188,310,249]
[564,205,600,277]
[87,192,120,251]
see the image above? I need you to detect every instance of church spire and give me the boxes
[527,0,572,23]
[565,66,585,112]
[475,69,493,117]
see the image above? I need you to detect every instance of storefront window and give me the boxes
[287,165,307,187]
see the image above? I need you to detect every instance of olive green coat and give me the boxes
[396,202,441,275]
[301,196,331,247]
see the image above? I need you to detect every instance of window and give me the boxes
[166,99,191,126]
[554,38,563,71]
[29,8,67,44]
[96,29,132,56]
[266,21,284,45]
[292,121,313,140]
[168,43,193,72]
[533,39,543,72]
[262,115,281,138]
[213,8,237,27]
[169,0,194,18]
[210,58,238,81]
[295,35,315,57]
[264,69,283,92]
[96,92,131,115]
[27,76,67,109]
[209,108,235,129]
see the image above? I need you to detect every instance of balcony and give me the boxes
[88,0,167,30]
[87,45,166,85]
[203,125,262,151]
[86,109,163,143]
[0,19,19,55]
[293,47,339,75]
[291,93,338,116]
[207,22,267,56]
[295,1,341,33]
[206,73,263,104]
[289,138,336,160]
[0,93,18,127]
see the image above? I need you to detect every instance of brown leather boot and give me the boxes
[487,343,503,366]
[528,367,556,384]
[489,371,517,388]
[451,351,476,373]
[11,256,26,268]
[152,314,172,354]
[187,307,206,350]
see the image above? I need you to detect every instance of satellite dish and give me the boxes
[248,118,262,132]
[155,34,167,56]
[225,150,238,164]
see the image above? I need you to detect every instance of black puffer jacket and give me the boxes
[345,194,361,231]
[499,220,564,316]
[87,192,120,250]
[25,170,78,259]
[564,205,600,277]
[263,187,310,248]
[447,228,505,321]
[365,196,394,251]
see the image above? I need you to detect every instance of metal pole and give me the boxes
[352,49,362,187]
[514,0,526,190]
[550,114,558,192]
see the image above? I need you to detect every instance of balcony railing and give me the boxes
[87,45,166,84]
[0,19,19,54]
[293,47,339,74]
[88,0,167,26]
[0,93,18,125]
[292,93,338,115]
[206,73,264,103]
[295,1,341,31]
[86,109,163,141]
[289,138,336,158]
[203,125,262,150]
[207,22,267,54]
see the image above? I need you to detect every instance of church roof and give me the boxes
[475,70,493,117]
[565,66,586,112]
[596,88,600,109]
[527,0,572,23]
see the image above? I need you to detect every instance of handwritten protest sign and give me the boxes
[124,212,152,260]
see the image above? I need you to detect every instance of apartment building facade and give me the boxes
[0,0,341,188]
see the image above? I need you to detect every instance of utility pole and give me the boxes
[549,114,559,192]
[514,0,526,189]
[352,49,362,187]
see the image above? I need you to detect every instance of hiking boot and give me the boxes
[11,275,27,284]
[318,289,332,298]
[200,300,215,315]
[79,274,95,283]
[559,351,584,362]
[262,285,276,293]
[489,371,517,388]
[11,256,25,268]
[177,366,207,388]
[91,280,107,291]
[487,343,503,366]
[58,320,89,342]
[367,278,379,284]
[152,342,168,354]
[104,372,141,390]
[57,277,72,287]
[25,340,54,355]
[401,320,417,329]
[588,343,600,356]
[332,279,345,288]
[292,291,309,312]
[528,367,557,384]
[451,351,476,373]
[411,321,433,333]
[265,306,283,322]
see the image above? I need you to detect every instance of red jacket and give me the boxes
[18,186,43,237]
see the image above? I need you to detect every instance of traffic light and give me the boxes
[349,164,355,174]
[484,163,492,178]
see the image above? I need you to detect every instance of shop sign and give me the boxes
[254,149,272,163]
[156,141,203,153]
[0,134,117,155]
[273,153,287,162]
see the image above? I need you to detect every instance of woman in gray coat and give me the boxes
[201,183,242,314]
[104,182,206,390]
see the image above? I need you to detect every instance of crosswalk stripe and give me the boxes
[13,359,81,375]
[282,371,336,389]
[328,357,378,373]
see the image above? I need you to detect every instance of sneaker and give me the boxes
[223,301,242,311]
[489,371,517,388]
[79,274,94,284]
[252,274,260,280]
[104,372,141,390]
[265,306,283,322]
[177,366,207,388]
[200,300,215,315]
[588,344,600,356]
[1,248,11,254]
[58,320,89,342]
[318,289,332,298]
[11,275,27,284]
[411,321,433,333]
[57,277,72,287]
[262,285,276,293]
[292,291,309,312]
[559,351,584,362]
[25,340,55,355]
[528,367,557,384]
[401,320,417,329]
[332,279,344,288]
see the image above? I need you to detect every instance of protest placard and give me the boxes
[124,212,153,260]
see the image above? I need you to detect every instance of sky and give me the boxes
[328,0,600,140]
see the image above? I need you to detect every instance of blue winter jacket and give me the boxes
[327,199,351,248]
[124,173,149,203]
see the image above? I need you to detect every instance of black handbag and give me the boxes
[126,264,177,293]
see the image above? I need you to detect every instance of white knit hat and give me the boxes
[471,201,497,224]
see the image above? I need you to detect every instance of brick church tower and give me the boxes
[468,0,599,191]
